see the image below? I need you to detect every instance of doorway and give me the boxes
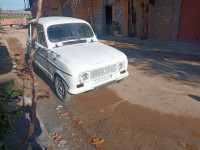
[106,6,112,34]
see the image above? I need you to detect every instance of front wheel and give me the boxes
[55,76,72,101]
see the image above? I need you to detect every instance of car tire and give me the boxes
[55,76,72,102]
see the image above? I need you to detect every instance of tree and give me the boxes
[17,0,43,149]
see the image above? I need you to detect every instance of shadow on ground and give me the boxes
[0,81,42,150]
[24,53,57,100]
[32,60,57,98]
[188,94,200,102]
[100,36,200,87]
[7,106,42,150]
[0,42,13,75]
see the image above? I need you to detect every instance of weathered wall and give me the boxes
[42,0,62,16]
[148,0,178,40]
[60,0,128,35]
[132,0,142,37]
[31,0,62,18]
[59,0,181,40]
[61,0,96,25]
[171,0,182,40]
[114,1,128,35]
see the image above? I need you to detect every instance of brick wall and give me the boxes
[0,18,27,26]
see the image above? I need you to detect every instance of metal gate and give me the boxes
[178,0,200,44]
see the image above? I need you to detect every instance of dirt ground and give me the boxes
[0,29,200,150]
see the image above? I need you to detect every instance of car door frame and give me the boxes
[34,24,52,79]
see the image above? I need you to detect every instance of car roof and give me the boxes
[29,16,89,28]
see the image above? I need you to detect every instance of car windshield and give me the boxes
[47,23,94,43]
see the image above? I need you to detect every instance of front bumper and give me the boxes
[68,71,129,94]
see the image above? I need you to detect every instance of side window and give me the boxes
[37,26,47,48]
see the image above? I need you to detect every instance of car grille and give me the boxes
[90,64,116,80]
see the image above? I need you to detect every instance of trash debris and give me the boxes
[179,139,186,148]
[91,138,104,148]
[61,112,69,116]
[52,133,66,147]
[72,116,78,121]
[76,135,81,141]
[22,66,29,72]
[49,91,52,96]
[77,120,82,125]
[34,81,40,86]
[58,140,66,147]
[52,133,62,142]
[56,105,64,110]
[72,133,75,137]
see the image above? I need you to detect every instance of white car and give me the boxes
[27,17,129,101]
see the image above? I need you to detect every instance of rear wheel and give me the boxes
[55,76,72,101]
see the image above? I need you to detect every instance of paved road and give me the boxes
[1,29,200,150]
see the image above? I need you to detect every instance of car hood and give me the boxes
[53,42,123,65]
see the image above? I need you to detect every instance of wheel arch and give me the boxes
[54,72,70,89]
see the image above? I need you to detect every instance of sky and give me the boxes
[0,0,26,10]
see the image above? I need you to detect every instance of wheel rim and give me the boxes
[56,78,65,99]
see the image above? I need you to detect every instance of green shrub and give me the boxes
[0,80,24,150]
[109,21,120,35]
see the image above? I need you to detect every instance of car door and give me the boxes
[34,25,51,78]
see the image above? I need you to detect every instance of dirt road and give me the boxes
[1,29,200,150]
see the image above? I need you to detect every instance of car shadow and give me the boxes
[32,62,57,97]
[25,53,59,100]
[0,42,13,75]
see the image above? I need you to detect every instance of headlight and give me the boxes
[117,62,125,71]
[79,72,90,83]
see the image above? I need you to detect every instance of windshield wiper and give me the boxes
[62,39,87,45]
[54,43,64,48]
